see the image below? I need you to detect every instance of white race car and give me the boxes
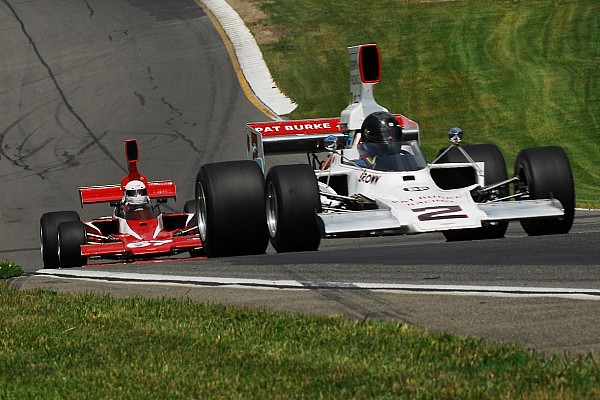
[195,43,574,256]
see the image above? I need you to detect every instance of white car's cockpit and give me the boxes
[348,140,428,172]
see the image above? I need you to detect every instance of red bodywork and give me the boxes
[77,139,202,262]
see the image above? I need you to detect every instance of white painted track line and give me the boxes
[35,269,600,300]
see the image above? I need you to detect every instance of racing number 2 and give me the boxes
[412,206,468,221]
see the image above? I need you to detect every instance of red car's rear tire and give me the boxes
[40,211,80,268]
[57,221,87,268]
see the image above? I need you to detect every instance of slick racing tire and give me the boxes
[40,211,80,268]
[195,160,268,257]
[57,221,87,268]
[266,164,322,252]
[514,146,575,235]
[440,144,509,241]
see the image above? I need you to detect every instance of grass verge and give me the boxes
[3,3,599,398]
[251,0,600,207]
[0,260,24,279]
[1,284,599,399]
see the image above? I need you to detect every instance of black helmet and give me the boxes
[361,111,403,143]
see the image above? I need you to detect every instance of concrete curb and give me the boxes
[198,0,297,117]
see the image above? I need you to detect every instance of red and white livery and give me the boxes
[40,139,202,268]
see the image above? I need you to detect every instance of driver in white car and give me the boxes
[356,111,420,171]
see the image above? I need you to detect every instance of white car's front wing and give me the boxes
[318,199,564,237]
[318,210,403,236]
[478,199,564,221]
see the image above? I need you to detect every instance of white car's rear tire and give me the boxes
[195,160,268,257]
[440,144,509,241]
[266,164,321,252]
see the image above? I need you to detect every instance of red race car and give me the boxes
[40,139,202,268]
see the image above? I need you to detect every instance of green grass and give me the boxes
[1,284,599,399]
[253,0,600,207]
[3,3,599,397]
[0,260,24,279]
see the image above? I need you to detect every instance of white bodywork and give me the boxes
[245,43,565,238]
[313,151,563,237]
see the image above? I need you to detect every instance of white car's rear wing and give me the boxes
[246,43,421,171]
[246,118,345,172]
[247,118,343,153]
[246,115,419,171]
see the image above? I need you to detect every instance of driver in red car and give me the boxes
[121,180,155,220]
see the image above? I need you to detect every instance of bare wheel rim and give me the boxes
[196,181,208,241]
[40,226,44,256]
[56,230,62,266]
[266,181,278,238]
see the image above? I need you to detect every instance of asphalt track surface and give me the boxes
[0,0,268,266]
[2,0,599,356]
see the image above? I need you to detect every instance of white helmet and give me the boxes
[124,180,149,205]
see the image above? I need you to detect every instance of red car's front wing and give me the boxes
[81,235,202,259]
